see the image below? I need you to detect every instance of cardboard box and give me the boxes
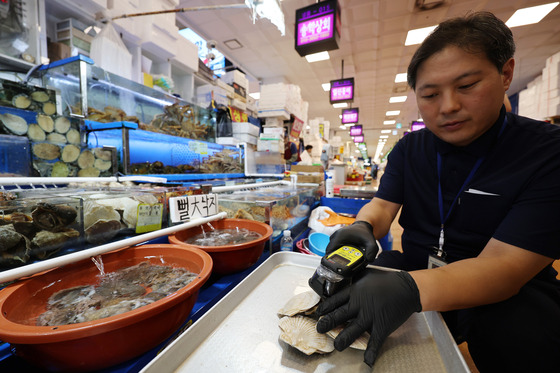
[47,41,71,62]
[290,165,325,183]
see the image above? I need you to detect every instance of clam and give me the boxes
[46,133,67,144]
[326,325,370,350]
[42,102,57,116]
[31,228,80,258]
[31,203,78,231]
[278,316,335,355]
[0,113,28,135]
[0,225,31,267]
[278,290,321,317]
[85,220,122,245]
[27,123,46,142]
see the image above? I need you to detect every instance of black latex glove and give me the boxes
[316,269,422,367]
[325,220,379,262]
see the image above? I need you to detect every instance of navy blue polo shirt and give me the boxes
[375,107,560,280]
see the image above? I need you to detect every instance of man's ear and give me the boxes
[502,58,515,91]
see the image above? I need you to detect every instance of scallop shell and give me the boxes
[31,90,50,103]
[0,113,28,135]
[33,143,60,160]
[326,325,370,350]
[278,316,335,355]
[37,114,54,133]
[278,290,321,317]
[12,93,31,109]
[83,201,121,230]
[54,116,71,134]
[47,132,67,144]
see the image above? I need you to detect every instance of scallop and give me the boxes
[278,290,321,317]
[278,316,335,355]
[12,93,31,109]
[326,325,370,350]
[31,90,50,103]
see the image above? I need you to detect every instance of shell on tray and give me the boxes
[31,229,80,251]
[278,290,321,317]
[326,325,370,350]
[278,316,335,355]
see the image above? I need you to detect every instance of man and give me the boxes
[305,145,313,154]
[283,127,299,165]
[316,11,560,372]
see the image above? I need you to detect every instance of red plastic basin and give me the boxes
[168,218,273,275]
[0,244,212,372]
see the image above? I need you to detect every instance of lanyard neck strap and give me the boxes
[435,116,508,255]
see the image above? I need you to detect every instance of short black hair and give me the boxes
[407,11,515,90]
[305,145,313,150]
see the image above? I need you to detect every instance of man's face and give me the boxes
[415,46,514,147]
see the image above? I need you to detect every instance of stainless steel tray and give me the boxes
[141,252,469,373]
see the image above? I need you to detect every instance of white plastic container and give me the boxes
[280,230,293,252]
[326,176,334,198]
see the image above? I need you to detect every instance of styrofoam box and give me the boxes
[257,138,283,152]
[233,133,257,145]
[232,122,260,137]
[263,127,284,136]
[231,99,246,111]
[215,137,240,146]
[221,70,248,89]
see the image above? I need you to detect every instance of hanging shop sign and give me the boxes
[341,108,359,124]
[349,124,362,136]
[411,121,426,131]
[353,135,364,143]
[295,0,341,56]
[290,117,305,138]
[229,107,248,123]
[330,78,354,104]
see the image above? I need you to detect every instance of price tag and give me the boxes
[169,194,219,223]
[136,203,164,234]
[189,141,208,155]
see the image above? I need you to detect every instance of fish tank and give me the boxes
[0,196,83,270]
[87,127,244,177]
[0,134,30,177]
[12,188,166,246]
[39,55,216,142]
[217,186,313,239]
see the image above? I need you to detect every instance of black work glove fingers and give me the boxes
[316,286,351,316]
[316,304,355,334]
[332,319,369,351]
[325,221,379,262]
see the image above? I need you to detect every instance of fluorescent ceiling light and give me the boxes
[506,2,559,28]
[305,51,330,62]
[386,110,400,116]
[383,120,396,125]
[390,96,407,103]
[395,73,407,83]
[249,92,260,100]
[381,130,391,134]
[405,25,437,46]
[417,118,423,122]
[339,125,346,129]
[322,83,331,91]
[380,136,389,139]
[355,150,360,153]
[306,125,311,129]
[333,103,348,108]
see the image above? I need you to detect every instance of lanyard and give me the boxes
[435,116,508,257]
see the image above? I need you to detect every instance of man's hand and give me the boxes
[316,269,422,367]
[325,221,379,262]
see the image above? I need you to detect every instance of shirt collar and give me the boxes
[434,106,506,157]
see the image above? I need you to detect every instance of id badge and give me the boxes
[428,254,448,269]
